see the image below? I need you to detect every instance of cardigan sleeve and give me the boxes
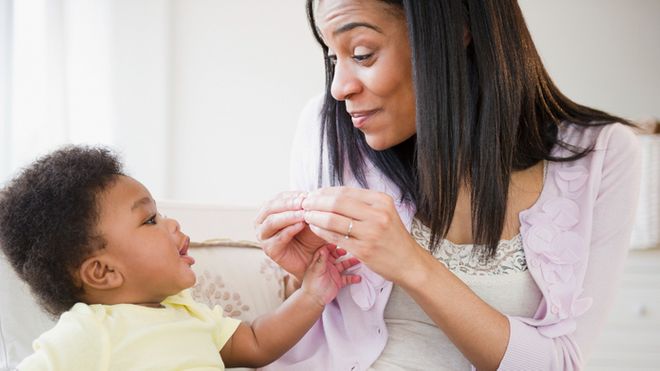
[500,124,642,370]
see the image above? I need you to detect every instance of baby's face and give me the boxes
[96,175,196,304]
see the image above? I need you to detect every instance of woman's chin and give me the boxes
[365,135,405,151]
[364,135,392,151]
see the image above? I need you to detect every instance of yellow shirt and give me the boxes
[18,290,241,371]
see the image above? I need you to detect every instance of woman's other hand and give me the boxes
[255,191,328,281]
[302,187,427,286]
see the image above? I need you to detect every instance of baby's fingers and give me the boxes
[340,274,361,287]
[334,257,360,273]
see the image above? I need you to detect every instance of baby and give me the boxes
[0,145,360,370]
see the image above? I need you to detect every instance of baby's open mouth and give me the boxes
[179,236,190,255]
[178,236,195,265]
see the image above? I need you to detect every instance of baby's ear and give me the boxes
[79,254,124,291]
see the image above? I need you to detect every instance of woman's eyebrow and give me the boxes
[333,22,383,36]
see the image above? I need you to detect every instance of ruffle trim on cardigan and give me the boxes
[519,163,593,337]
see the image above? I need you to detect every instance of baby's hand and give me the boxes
[301,245,361,307]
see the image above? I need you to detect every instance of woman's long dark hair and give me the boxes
[306,0,631,255]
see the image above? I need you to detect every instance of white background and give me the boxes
[1,0,659,207]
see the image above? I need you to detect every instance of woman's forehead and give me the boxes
[315,0,400,39]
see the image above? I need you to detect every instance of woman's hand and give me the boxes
[255,191,328,281]
[301,186,428,286]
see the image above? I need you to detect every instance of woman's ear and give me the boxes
[79,255,124,291]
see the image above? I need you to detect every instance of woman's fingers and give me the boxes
[302,187,394,212]
[305,186,394,208]
[254,191,307,226]
[303,210,368,241]
[256,210,305,241]
[302,192,373,222]
[261,221,305,256]
[309,224,356,251]
[301,187,395,237]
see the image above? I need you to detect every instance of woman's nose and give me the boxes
[331,61,362,101]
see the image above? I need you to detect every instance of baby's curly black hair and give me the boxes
[0,145,124,316]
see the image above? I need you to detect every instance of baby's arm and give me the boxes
[219,247,360,368]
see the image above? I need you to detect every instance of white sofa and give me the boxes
[1,192,659,370]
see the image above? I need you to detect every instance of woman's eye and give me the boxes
[352,53,373,63]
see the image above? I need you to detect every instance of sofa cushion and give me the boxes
[189,239,286,323]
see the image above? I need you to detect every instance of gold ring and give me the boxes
[345,219,353,239]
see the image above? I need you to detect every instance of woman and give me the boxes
[255,0,641,370]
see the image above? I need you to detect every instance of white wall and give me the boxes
[168,0,324,207]
[2,1,657,208]
[166,0,659,207]
[0,0,11,179]
[518,0,660,120]
[0,0,172,198]
[110,0,172,198]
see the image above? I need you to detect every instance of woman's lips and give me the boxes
[349,109,380,129]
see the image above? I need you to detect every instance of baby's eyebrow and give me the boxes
[131,196,153,211]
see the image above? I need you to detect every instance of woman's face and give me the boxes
[316,0,415,150]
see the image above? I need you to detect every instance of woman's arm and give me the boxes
[400,251,511,369]
[499,124,642,369]
[220,249,360,368]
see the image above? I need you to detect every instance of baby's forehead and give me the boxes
[100,175,150,196]
[96,175,154,215]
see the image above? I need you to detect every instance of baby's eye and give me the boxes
[144,214,157,225]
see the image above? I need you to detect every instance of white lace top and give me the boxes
[370,219,543,371]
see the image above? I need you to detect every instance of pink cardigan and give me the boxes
[262,97,641,371]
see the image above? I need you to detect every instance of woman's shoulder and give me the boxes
[552,122,641,189]
[557,121,639,154]
[290,94,326,190]
[300,93,324,117]
[292,94,325,148]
